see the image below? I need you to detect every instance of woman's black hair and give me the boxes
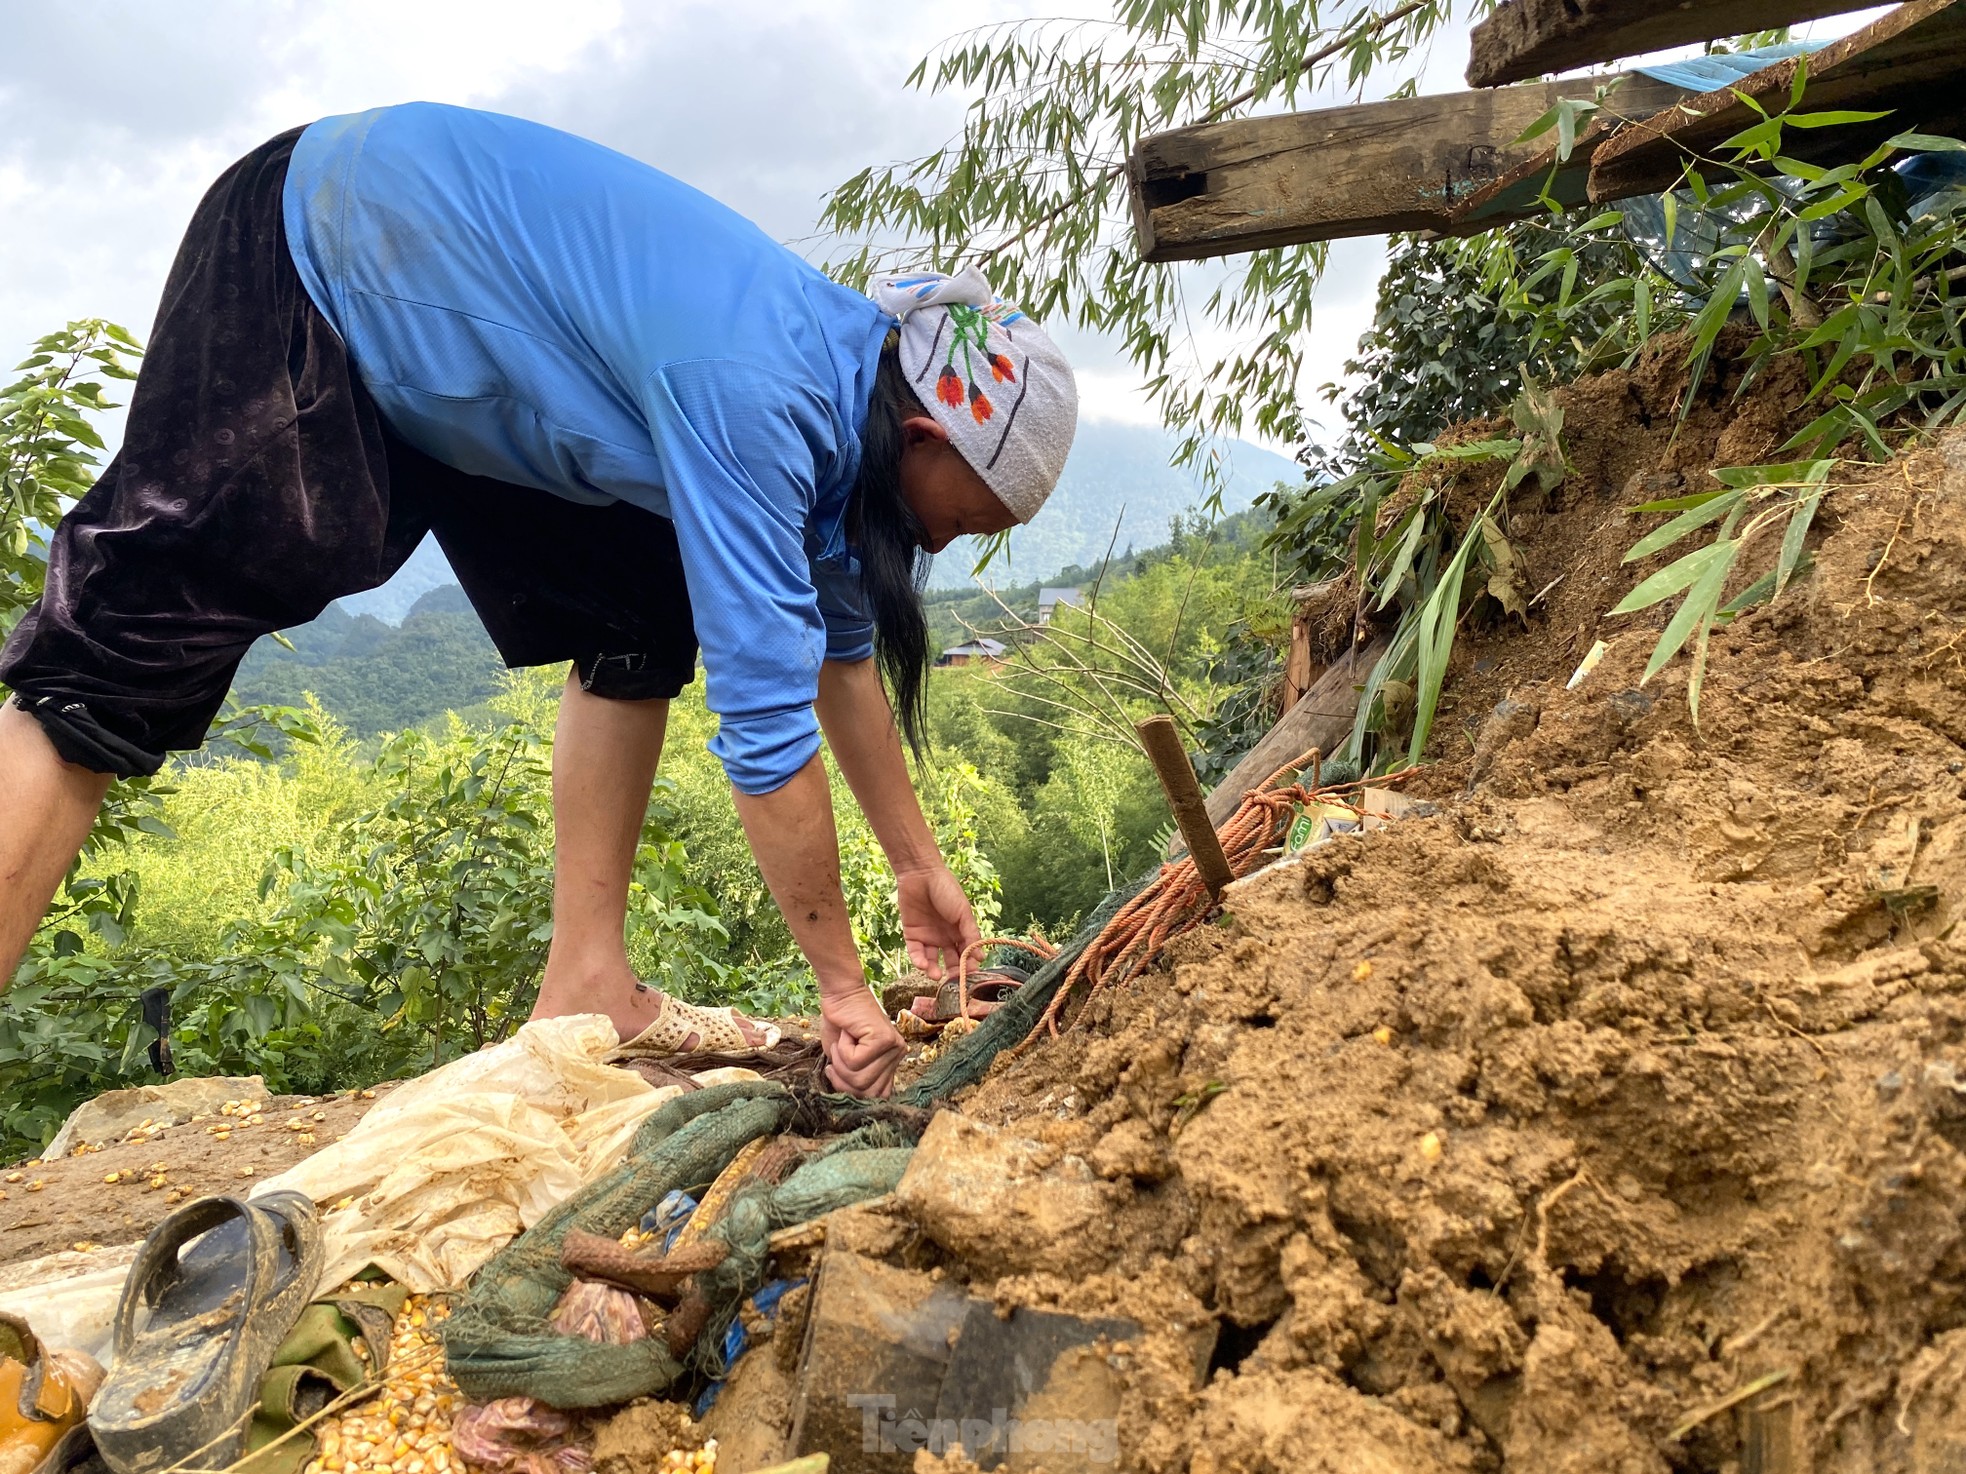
[847,332,934,757]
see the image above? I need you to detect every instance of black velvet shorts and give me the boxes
[0,129,698,778]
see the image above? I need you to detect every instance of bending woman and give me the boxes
[0,103,1077,1098]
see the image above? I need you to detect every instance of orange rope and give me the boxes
[1010,749,1422,1053]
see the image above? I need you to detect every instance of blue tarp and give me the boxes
[1634,42,1827,95]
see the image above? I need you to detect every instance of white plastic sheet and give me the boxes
[256,1015,756,1292]
[0,1244,139,1366]
[0,1017,757,1365]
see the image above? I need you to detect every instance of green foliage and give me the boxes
[820,1,1471,499]
[1,321,140,639]
[839,761,1005,980]
[1266,80,1966,759]
[231,590,505,738]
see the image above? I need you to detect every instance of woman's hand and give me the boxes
[820,986,907,1097]
[896,863,983,981]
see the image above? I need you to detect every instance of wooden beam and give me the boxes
[1191,637,1390,841]
[1448,73,1689,230]
[1588,0,1966,202]
[1468,0,1876,89]
[1128,74,1682,261]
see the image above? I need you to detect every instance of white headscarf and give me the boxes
[867,267,1078,524]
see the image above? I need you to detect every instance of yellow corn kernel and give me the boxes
[4,1171,21,1183]
[238,1166,255,1178]
[1419,1131,1444,1163]
[1353,959,1374,982]
[1372,1026,1394,1046]
[27,1179,45,1192]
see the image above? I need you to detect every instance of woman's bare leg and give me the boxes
[530,673,768,1045]
[0,702,113,989]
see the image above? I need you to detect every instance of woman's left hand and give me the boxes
[896,863,983,980]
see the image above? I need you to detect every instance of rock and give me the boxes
[932,1300,1137,1473]
[893,1114,1114,1278]
[786,1251,970,1474]
[785,1246,1141,1473]
[44,1076,267,1160]
[700,1336,799,1473]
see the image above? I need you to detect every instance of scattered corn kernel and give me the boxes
[27,1179,45,1192]
[71,1242,99,1253]
[103,1171,122,1184]
[1372,1026,1394,1046]
[149,1174,169,1190]
[4,1172,22,1183]
[298,1133,317,1146]
[360,1090,376,1100]
[1353,959,1374,982]
[1419,1131,1444,1163]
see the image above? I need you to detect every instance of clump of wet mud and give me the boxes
[933,377,1966,1472]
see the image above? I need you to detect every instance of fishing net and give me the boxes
[896,871,1151,1105]
[443,1083,791,1407]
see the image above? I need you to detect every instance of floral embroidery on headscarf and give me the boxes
[942,303,1003,423]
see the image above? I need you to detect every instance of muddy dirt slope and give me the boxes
[938,411,1966,1471]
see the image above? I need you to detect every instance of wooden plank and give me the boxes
[1190,636,1390,842]
[1448,72,1690,229]
[1469,0,1876,89]
[1589,0,1966,202]
[1128,75,1681,261]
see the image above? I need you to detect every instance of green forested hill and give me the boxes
[228,507,1280,736]
[229,587,504,736]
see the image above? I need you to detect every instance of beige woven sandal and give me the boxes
[612,992,781,1057]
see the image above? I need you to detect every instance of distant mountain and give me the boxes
[334,421,1305,623]
[927,423,1303,591]
[337,538,460,625]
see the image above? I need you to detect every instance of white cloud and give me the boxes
[0,0,1413,464]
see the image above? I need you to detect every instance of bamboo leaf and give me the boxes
[1623,490,1746,564]
[1614,540,1733,615]
[1776,488,1825,600]
[1643,540,1739,684]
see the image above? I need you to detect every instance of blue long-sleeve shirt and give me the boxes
[280,103,892,793]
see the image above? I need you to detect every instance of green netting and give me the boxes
[690,1145,915,1376]
[442,1083,792,1407]
[443,868,1162,1407]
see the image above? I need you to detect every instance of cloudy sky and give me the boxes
[1,3,1891,456]
[0,0,1468,457]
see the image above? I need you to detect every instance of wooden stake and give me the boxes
[1136,715,1236,900]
